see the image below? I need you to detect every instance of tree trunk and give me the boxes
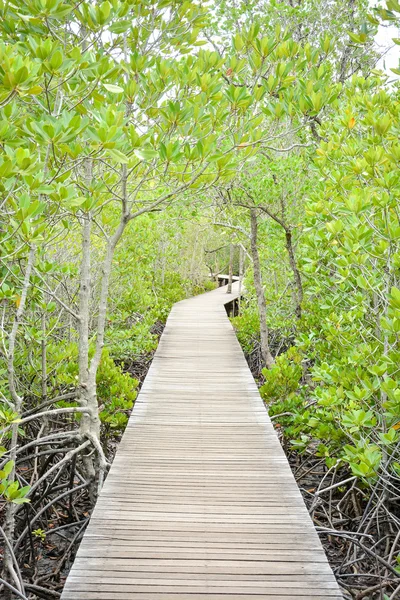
[259,204,303,319]
[77,211,97,495]
[227,242,234,294]
[338,0,356,83]
[4,245,35,599]
[77,157,131,498]
[189,230,199,282]
[41,312,47,402]
[39,311,50,471]
[238,245,244,314]
[249,209,274,369]
[285,229,303,319]
[77,210,129,498]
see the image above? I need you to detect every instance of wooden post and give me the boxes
[227,243,234,294]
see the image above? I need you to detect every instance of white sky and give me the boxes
[370,0,400,76]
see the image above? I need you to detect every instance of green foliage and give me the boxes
[32,529,46,541]
[44,344,138,434]
[260,348,303,402]
[105,210,220,360]
[231,307,262,355]
[96,348,138,434]
[0,451,30,504]
[257,73,400,484]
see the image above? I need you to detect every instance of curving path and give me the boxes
[61,282,343,599]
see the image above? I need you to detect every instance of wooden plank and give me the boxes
[67,577,338,587]
[63,595,343,600]
[64,582,342,595]
[61,282,343,599]
[63,558,336,574]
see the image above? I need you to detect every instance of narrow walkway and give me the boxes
[61,283,343,599]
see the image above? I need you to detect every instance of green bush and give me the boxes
[96,348,138,435]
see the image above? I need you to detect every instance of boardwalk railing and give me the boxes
[213,274,240,287]
[61,282,343,599]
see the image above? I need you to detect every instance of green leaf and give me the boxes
[134,148,158,161]
[17,485,30,497]
[109,20,131,34]
[389,287,400,309]
[103,84,124,94]
[50,51,63,70]
[107,148,129,164]
[356,275,368,290]
[12,497,31,504]
[3,460,14,477]
[68,197,87,208]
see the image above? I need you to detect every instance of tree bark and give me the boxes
[238,245,244,314]
[259,205,303,320]
[227,243,234,293]
[338,0,356,83]
[285,229,303,319]
[249,209,274,369]
[77,208,99,497]
[4,245,35,599]
[87,218,128,483]
[41,312,47,402]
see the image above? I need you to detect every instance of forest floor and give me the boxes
[0,327,165,600]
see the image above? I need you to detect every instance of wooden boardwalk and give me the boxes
[61,283,343,599]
